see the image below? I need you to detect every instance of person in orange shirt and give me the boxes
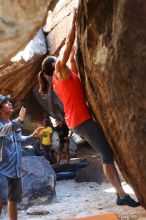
[38,9,140,207]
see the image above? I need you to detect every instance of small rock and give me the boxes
[26,206,50,215]
[97,207,103,210]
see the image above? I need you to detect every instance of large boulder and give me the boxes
[76,0,146,208]
[0,30,47,102]
[75,158,107,184]
[0,0,53,64]
[45,0,78,55]
[21,156,56,208]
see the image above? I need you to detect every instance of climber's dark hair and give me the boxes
[42,56,57,76]
[38,56,57,97]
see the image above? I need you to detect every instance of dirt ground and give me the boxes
[1,178,146,220]
[1,145,146,220]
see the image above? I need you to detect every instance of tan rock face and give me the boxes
[0,30,47,102]
[76,0,146,208]
[45,0,78,55]
[0,0,52,64]
[0,55,43,101]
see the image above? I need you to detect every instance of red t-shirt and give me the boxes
[52,72,91,129]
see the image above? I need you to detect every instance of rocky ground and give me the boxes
[1,145,146,220]
[1,175,146,220]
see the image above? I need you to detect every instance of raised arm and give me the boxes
[69,46,78,74]
[56,9,76,72]
[21,127,44,147]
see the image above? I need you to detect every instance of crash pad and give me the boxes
[69,213,119,220]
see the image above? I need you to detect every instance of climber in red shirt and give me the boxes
[38,8,140,207]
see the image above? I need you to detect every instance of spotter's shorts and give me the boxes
[0,175,22,202]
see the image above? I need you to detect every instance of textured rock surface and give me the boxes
[45,0,78,55]
[21,156,56,208]
[0,0,52,64]
[75,158,107,184]
[0,30,47,102]
[76,0,146,208]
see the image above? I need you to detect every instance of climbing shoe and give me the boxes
[116,194,140,207]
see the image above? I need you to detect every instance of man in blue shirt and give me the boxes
[0,95,42,220]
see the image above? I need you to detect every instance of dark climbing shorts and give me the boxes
[0,175,22,202]
[72,119,114,164]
